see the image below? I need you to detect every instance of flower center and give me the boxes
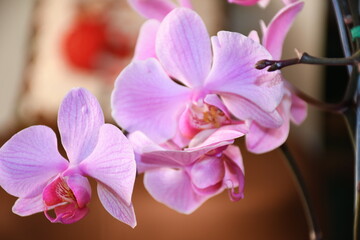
[189,101,229,129]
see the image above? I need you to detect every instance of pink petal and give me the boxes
[66,174,91,208]
[248,30,260,43]
[58,88,105,164]
[127,0,176,21]
[156,8,212,88]
[12,194,44,216]
[133,20,160,61]
[191,156,225,189]
[51,203,89,224]
[204,94,231,118]
[178,0,192,8]
[97,183,136,228]
[80,124,136,206]
[0,126,68,198]
[188,124,246,148]
[262,1,304,59]
[223,145,245,201]
[144,168,207,214]
[290,92,307,124]
[142,140,233,169]
[221,93,283,128]
[245,96,291,153]
[111,58,191,143]
[228,0,259,6]
[205,31,283,112]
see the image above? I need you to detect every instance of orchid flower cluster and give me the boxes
[0,0,307,228]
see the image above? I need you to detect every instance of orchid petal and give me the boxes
[12,194,44,216]
[112,58,191,143]
[262,1,304,59]
[0,126,68,198]
[156,8,212,88]
[140,139,232,169]
[80,124,136,206]
[144,168,207,214]
[97,183,136,228]
[221,93,283,128]
[246,96,291,153]
[189,124,246,148]
[191,156,225,189]
[223,145,245,201]
[133,20,160,61]
[248,30,260,43]
[66,174,91,208]
[58,88,105,164]
[290,92,307,124]
[127,0,176,21]
[204,94,231,118]
[178,0,192,8]
[206,31,283,112]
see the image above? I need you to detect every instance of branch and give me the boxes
[255,50,360,72]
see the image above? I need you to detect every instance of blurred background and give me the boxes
[0,0,352,239]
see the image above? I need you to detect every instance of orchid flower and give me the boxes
[112,8,284,147]
[0,88,137,227]
[245,1,307,153]
[228,0,298,8]
[129,126,245,213]
[127,0,192,21]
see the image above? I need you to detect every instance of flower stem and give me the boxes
[280,144,322,240]
[255,51,360,72]
[285,82,353,114]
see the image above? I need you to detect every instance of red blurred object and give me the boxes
[62,13,132,71]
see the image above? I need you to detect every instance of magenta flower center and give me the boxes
[42,176,90,224]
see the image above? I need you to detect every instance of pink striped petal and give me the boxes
[127,0,176,21]
[191,156,225,189]
[246,96,291,153]
[58,88,105,164]
[144,168,207,214]
[80,124,136,206]
[156,8,212,88]
[0,126,68,198]
[111,58,191,143]
[262,1,304,59]
[97,183,136,228]
[189,124,246,148]
[221,93,283,128]
[205,31,283,112]
[12,194,44,216]
[133,20,160,61]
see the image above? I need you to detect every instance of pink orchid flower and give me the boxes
[245,1,307,153]
[228,0,298,8]
[0,88,137,227]
[127,0,192,21]
[129,126,245,213]
[112,8,284,147]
